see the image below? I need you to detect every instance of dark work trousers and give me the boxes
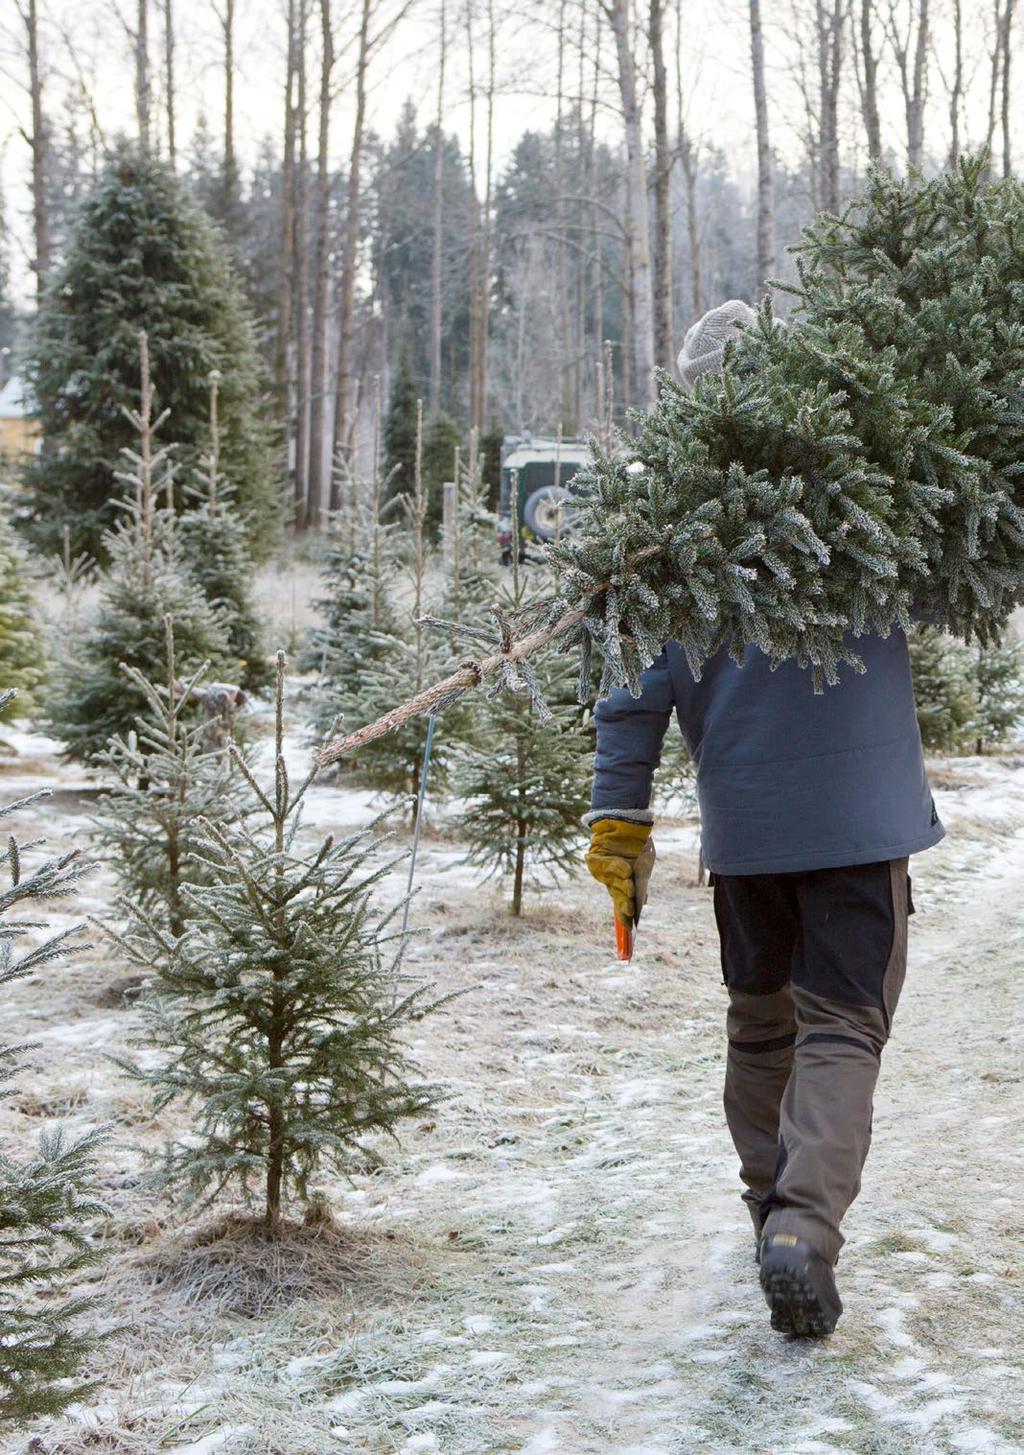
[713,859,912,1266]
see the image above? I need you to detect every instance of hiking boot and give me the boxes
[758,1232,843,1337]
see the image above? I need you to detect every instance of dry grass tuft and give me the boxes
[116,1210,414,1318]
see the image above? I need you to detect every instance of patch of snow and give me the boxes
[521,1429,560,1455]
[165,1426,253,1455]
[33,1015,124,1046]
[467,1349,508,1368]
[876,1306,917,1348]
[415,1162,469,1185]
[951,1427,1019,1453]
[462,1314,494,1335]
[324,1390,367,1416]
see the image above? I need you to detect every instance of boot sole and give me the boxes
[760,1264,838,1338]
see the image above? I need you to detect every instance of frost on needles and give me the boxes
[548,157,1024,697]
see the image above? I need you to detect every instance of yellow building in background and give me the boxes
[0,377,41,470]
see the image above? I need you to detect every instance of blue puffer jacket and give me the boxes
[590,631,944,876]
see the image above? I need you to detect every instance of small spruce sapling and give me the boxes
[112,655,440,1232]
[908,626,976,753]
[449,507,591,915]
[0,703,105,1428]
[0,515,46,721]
[178,372,270,693]
[93,618,246,938]
[50,334,233,764]
[973,638,1024,753]
[343,400,457,809]
[308,378,403,744]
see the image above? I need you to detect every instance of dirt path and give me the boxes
[3,732,1023,1455]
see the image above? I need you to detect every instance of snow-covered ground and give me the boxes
[2,704,1023,1455]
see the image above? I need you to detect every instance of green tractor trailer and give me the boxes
[497,433,590,563]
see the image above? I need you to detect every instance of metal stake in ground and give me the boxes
[400,711,437,953]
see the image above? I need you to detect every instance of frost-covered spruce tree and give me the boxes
[0,516,46,721]
[546,159,1024,701]
[112,655,440,1231]
[93,618,246,938]
[442,433,500,625]
[23,139,277,562]
[908,627,975,753]
[973,638,1024,752]
[0,710,105,1428]
[341,402,460,807]
[307,388,404,745]
[178,372,270,693]
[449,521,591,916]
[51,335,233,765]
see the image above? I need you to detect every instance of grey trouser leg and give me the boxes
[716,860,912,1263]
[724,986,795,1235]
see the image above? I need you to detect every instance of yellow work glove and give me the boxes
[585,817,656,928]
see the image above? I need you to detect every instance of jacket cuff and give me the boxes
[583,807,655,829]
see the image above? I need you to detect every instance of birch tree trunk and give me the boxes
[650,0,674,371]
[465,1,481,433]
[749,0,775,296]
[986,0,1001,175]
[603,0,656,408]
[294,0,311,524]
[890,0,930,171]
[20,0,51,302]
[859,0,882,161]
[555,0,571,424]
[1000,0,1017,176]
[908,0,929,171]
[946,0,963,168]
[469,0,495,435]
[675,0,703,320]
[306,0,335,531]
[163,0,176,165]
[818,0,844,214]
[332,0,372,511]
[275,0,298,441]
[136,0,151,148]
[429,0,446,418]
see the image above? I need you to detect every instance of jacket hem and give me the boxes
[703,823,945,878]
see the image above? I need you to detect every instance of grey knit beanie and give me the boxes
[676,299,758,392]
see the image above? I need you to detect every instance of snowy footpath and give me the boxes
[2,718,1023,1455]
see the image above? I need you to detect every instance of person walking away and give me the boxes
[585,300,943,1337]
